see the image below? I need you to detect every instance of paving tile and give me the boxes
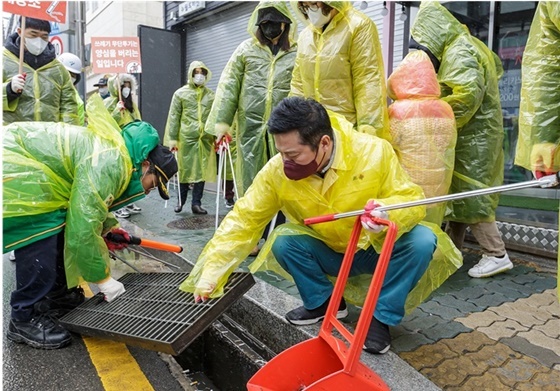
[508,300,557,322]
[391,331,435,353]
[440,331,496,354]
[446,372,511,391]
[501,336,560,369]
[421,320,471,341]
[420,353,489,387]
[466,343,515,368]
[418,301,463,320]
[468,292,512,310]
[449,285,488,301]
[477,319,528,340]
[510,273,544,285]
[432,295,480,315]
[519,288,557,307]
[533,318,560,339]
[495,280,539,296]
[541,302,560,317]
[491,303,545,328]
[517,329,560,356]
[515,370,560,391]
[529,275,557,292]
[399,341,457,370]
[456,309,506,329]
[400,313,445,333]
[490,356,549,387]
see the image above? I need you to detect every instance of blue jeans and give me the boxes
[271,225,437,326]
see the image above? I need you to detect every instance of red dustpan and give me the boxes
[247,216,396,391]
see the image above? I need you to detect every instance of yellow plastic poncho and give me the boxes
[516,2,560,173]
[289,1,389,138]
[104,73,142,128]
[411,1,505,224]
[205,0,297,197]
[164,61,216,183]
[3,95,159,288]
[3,49,80,125]
[181,112,462,311]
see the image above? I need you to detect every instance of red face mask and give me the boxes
[283,147,326,181]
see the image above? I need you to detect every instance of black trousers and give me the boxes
[10,231,67,321]
[262,211,286,241]
[177,181,205,207]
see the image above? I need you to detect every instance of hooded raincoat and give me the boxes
[181,111,462,311]
[411,1,504,224]
[516,2,560,172]
[104,73,142,128]
[3,95,160,288]
[290,1,389,138]
[205,1,297,196]
[164,61,216,183]
[3,33,80,125]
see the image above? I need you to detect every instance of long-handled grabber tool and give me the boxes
[215,140,227,230]
[173,151,181,210]
[106,232,183,253]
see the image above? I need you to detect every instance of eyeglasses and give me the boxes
[298,2,320,14]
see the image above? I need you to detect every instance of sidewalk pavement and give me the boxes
[126,188,560,391]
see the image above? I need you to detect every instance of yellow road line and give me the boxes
[79,283,154,391]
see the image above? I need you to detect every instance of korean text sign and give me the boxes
[4,1,67,24]
[91,37,142,74]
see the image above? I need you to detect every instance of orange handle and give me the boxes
[137,238,183,253]
[304,214,336,225]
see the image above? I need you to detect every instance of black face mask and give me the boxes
[260,22,283,40]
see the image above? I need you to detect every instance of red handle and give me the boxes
[304,214,336,225]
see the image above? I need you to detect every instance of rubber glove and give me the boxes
[10,73,26,94]
[116,101,126,111]
[167,140,178,152]
[193,277,216,303]
[104,228,131,251]
[530,143,559,174]
[97,277,126,302]
[360,200,388,233]
[215,123,231,145]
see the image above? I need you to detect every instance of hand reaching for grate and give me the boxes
[194,278,216,303]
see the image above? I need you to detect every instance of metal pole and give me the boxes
[75,1,86,101]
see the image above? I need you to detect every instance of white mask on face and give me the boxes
[307,8,332,28]
[122,87,131,98]
[193,74,206,86]
[98,87,108,96]
[25,37,48,56]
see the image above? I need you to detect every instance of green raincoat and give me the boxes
[205,1,297,196]
[411,1,505,224]
[182,111,462,312]
[290,1,389,138]
[3,95,160,288]
[104,73,142,128]
[516,2,560,172]
[164,61,216,183]
[3,49,80,125]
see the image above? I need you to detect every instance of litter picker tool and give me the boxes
[304,174,559,225]
[173,150,181,210]
[106,232,183,253]
[215,137,239,230]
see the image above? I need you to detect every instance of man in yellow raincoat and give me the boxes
[3,96,177,349]
[515,1,560,296]
[3,17,79,125]
[290,1,389,138]
[410,1,512,279]
[182,97,437,354]
[164,61,216,215]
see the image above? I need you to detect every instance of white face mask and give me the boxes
[122,87,131,98]
[98,87,109,96]
[307,8,332,28]
[25,37,48,56]
[193,74,206,86]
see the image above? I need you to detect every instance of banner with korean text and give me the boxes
[91,37,142,74]
[4,1,67,24]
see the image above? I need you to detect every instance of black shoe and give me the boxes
[174,204,183,213]
[225,198,235,209]
[285,297,348,325]
[7,315,72,349]
[34,287,85,317]
[363,317,391,354]
[192,205,208,215]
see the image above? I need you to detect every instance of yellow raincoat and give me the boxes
[411,1,505,224]
[516,2,560,173]
[164,61,216,183]
[104,73,142,128]
[182,112,462,311]
[204,1,297,196]
[290,1,389,138]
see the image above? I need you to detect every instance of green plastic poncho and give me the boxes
[205,1,297,197]
[3,95,160,288]
[516,2,560,172]
[181,111,462,312]
[289,1,389,138]
[104,73,142,128]
[164,61,216,183]
[411,1,505,224]
[3,49,80,125]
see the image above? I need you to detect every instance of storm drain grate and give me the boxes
[167,215,225,230]
[59,272,255,355]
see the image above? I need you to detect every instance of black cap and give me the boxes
[147,145,178,200]
[256,7,291,25]
[93,77,108,87]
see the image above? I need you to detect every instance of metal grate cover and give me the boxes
[59,272,255,355]
[167,215,225,230]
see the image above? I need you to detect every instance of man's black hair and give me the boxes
[19,16,51,33]
[268,97,333,151]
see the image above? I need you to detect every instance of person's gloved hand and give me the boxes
[168,140,178,152]
[194,277,216,303]
[215,123,232,146]
[96,277,126,302]
[530,143,559,175]
[104,227,131,251]
[116,100,126,111]
[10,73,27,94]
[360,200,388,233]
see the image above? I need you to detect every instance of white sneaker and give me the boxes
[468,253,513,278]
[8,250,16,261]
[125,203,142,213]
[114,208,131,219]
